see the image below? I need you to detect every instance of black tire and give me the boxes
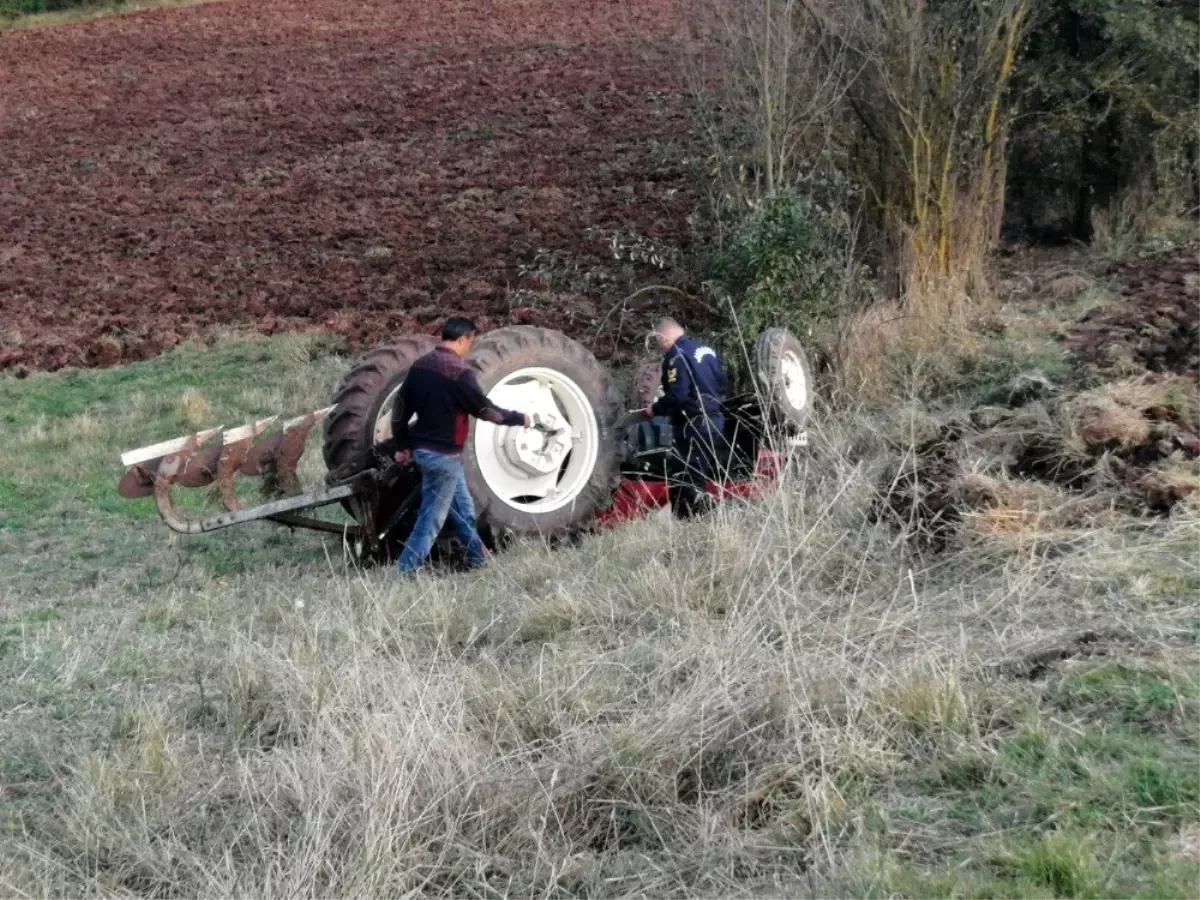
[753,327,814,430]
[322,335,437,478]
[322,335,438,566]
[464,326,620,535]
[627,361,663,409]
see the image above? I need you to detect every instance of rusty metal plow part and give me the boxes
[118,427,223,499]
[117,457,161,499]
[274,406,334,495]
[179,443,223,488]
[117,408,358,538]
[151,429,223,533]
[240,406,334,497]
[216,416,278,511]
[173,416,278,492]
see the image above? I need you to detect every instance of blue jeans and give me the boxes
[396,449,488,573]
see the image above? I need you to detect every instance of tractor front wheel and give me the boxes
[753,327,814,432]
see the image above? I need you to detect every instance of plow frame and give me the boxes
[116,407,391,547]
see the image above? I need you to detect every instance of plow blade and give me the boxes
[118,427,222,499]
[178,444,224,488]
[116,407,352,537]
[239,408,333,495]
[217,416,278,510]
[117,456,161,499]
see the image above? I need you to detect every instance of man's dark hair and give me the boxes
[441,316,477,342]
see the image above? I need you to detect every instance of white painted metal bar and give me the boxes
[223,416,278,445]
[120,427,222,467]
[282,406,334,432]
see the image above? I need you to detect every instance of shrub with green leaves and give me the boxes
[705,190,860,367]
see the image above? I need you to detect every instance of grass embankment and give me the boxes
[1,277,1198,897]
[0,0,210,29]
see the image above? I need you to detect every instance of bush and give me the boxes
[705,190,861,366]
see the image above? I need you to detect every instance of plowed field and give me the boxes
[0,0,699,372]
[1068,246,1200,377]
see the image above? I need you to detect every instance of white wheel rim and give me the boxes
[474,366,600,514]
[373,383,411,445]
[780,350,807,411]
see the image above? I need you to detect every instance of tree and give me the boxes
[1005,0,1199,241]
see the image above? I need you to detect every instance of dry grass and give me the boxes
[832,302,910,401]
[1,401,1196,898]
[1071,375,1200,443]
[178,388,213,426]
[0,316,1196,898]
[831,300,986,405]
[954,471,1125,555]
[1075,397,1154,450]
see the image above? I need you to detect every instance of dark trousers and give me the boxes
[670,416,725,518]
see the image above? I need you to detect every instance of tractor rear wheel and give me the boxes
[322,335,437,479]
[464,326,620,535]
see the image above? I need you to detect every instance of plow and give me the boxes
[117,325,814,566]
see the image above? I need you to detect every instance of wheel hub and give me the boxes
[486,380,576,488]
[504,412,569,476]
[473,366,600,514]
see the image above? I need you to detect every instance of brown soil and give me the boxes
[1067,245,1200,377]
[878,374,1200,549]
[0,0,701,372]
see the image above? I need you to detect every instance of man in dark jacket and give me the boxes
[391,317,529,573]
[643,317,729,517]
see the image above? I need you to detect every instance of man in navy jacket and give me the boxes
[391,317,529,573]
[644,317,729,517]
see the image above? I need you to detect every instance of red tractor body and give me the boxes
[594,448,785,529]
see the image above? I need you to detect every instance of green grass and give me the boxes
[0,0,106,14]
[0,332,349,591]
[1049,662,1199,728]
[0,0,208,28]
[848,662,1200,898]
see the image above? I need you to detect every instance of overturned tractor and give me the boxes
[117,326,814,565]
